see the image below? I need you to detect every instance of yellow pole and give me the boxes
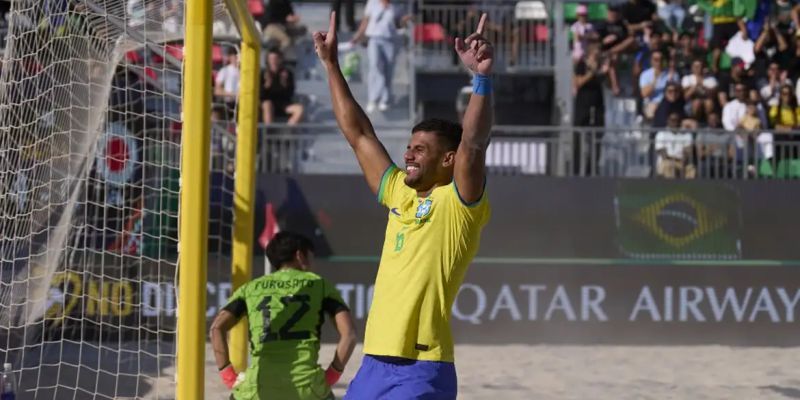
[224,0,262,373]
[229,36,260,373]
[178,0,212,397]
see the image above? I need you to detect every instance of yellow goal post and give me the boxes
[179,0,259,398]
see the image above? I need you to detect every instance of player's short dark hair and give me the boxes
[267,47,283,58]
[265,231,315,268]
[411,118,463,152]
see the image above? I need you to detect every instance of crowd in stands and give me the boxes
[211,0,309,126]
[210,0,413,124]
[7,0,799,178]
[571,0,800,178]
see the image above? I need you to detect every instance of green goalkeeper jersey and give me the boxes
[223,268,348,399]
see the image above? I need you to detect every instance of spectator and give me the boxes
[653,82,686,127]
[758,62,790,107]
[260,48,304,125]
[717,57,753,108]
[771,0,796,35]
[619,0,657,40]
[769,84,800,139]
[639,50,680,119]
[753,18,790,72]
[633,26,664,78]
[332,0,357,33]
[574,41,606,127]
[594,6,634,94]
[740,101,763,131]
[655,112,695,178]
[351,0,410,113]
[787,35,800,83]
[261,0,306,53]
[573,41,606,175]
[657,0,687,34]
[214,48,239,113]
[696,111,735,178]
[744,0,770,40]
[722,82,749,131]
[596,6,635,54]
[734,101,767,175]
[696,0,749,73]
[673,32,704,76]
[570,4,594,62]
[682,58,718,120]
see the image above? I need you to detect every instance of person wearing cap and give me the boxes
[570,4,595,62]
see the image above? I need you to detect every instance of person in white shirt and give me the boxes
[722,83,749,131]
[215,48,240,112]
[655,113,695,178]
[681,59,717,118]
[351,0,410,113]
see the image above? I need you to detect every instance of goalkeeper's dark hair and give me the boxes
[265,231,315,268]
[412,118,463,152]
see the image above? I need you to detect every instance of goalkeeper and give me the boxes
[210,232,357,399]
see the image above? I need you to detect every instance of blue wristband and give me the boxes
[472,74,492,96]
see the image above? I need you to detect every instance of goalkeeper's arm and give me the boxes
[325,309,357,387]
[209,308,242,389]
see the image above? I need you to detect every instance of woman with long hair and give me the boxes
[768,84,800,162]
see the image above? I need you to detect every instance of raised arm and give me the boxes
[313,12,392,195]
[453,13,493,204]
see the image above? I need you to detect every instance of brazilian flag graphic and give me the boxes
[614,181,742,260]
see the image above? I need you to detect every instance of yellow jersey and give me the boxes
[363,165,491,362]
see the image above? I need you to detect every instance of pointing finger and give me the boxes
[476,13,487,35]
[329,11,337,35]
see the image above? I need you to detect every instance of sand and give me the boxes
[204,344,800,399]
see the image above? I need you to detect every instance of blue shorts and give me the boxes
[343,355,457,400]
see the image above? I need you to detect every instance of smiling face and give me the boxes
[403,131,456,193]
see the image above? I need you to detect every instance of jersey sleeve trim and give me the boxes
[377,164,399,204]
[222,298,247,319]
[322,298,350,317]
[453,177,487,208]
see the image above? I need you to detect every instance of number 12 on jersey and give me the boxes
[256,295,312,342]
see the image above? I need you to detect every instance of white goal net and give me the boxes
[0,0,244,398]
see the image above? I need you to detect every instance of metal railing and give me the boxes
[249,124,800,180]
[411,0,555,72]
